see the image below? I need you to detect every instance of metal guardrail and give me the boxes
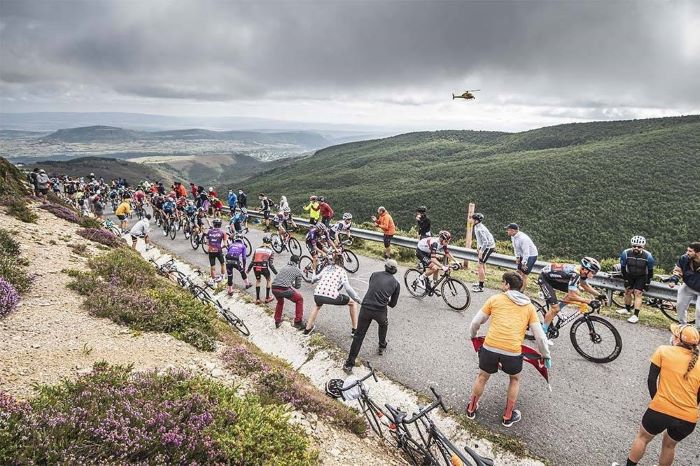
[235,208,679,303]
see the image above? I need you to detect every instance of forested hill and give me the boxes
[243,115,700,269]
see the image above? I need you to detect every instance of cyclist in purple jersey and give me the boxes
[206,219,228,284]
[225,238,251,295]
[306,223,332,270]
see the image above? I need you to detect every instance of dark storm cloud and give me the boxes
[0,0,698,110]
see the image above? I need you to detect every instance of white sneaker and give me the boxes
[471,284,484,292]
[627,315,639,324]
[546,338,554,347]
[616,309,630,315]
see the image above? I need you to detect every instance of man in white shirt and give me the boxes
[130,214,153,250]
[506,223,538,291]
[472,213,496,292]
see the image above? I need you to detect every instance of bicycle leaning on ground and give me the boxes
[404,262,471,311]
[326,363,493,466]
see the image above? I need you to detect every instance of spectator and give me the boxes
[372,206,396,259]
[623,324,699,466]
[36,169,50,197]
[303,195,320,225]
[208,186,218,198]
[259,193,272,232]
[190,182,198,198]
[227,190,238,213]
[668,242,700,329]
[238,189,248,209]
[271,255,305,329]
[344,259,400,373]
[115,193,132,232]
[129,214,153,250]
[506,223,538,291]
[472,213,496,293]
[91,191,105,220]
[415,206,431,239]
[318,196,334,227]
[174,182,187,199]
[617,236,655,324]
[27,168,39,195]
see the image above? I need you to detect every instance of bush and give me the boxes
[0,278,20,319]
[0,229,20,257]
[78,216,103,228]
[0,228,31,293]
[39,203,80,223]
[76,228,123,248]
[0,363,317,465]
[1,197,37,223]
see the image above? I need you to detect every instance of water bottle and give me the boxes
[376,410,396,431]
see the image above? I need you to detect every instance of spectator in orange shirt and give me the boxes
[174,182,187,199]
[372,206,396,259]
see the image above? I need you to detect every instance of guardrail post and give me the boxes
[463,203,475,269]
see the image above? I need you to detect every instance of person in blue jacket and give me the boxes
[227,190,238,213]
[617,235,655,324]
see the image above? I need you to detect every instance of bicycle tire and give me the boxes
[169,221,177,240]
[441,278,471,311]
[271,234,284,253]
[342,249,360,274]
[243,236,252,257]
[183,222,192,240]
[398,433,433,466]
[190,232,200,249]
[570,314,622,363]
[299,256,315,283]
[658,300,696,325]
[404,268,428,298]
[220,307,251,336]
[191,285,213,302]
[288,237,302,257]
[358,397,384,438]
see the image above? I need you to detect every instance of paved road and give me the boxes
[127,216,699,465]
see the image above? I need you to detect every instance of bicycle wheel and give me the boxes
[220,306,250,336]
[657,300,696,325]
[342,249,360,273]
[169,221,177,240]
[441,278,470,311]
[404,268,427,298]
[357,397,384,437]
[570,314,622,363]
[271,234,284,253]
[299,256,315,283]
[183,222,192,240]
[243,236,252,257]
[191,285,213,302]
[190,232,200,249]
[288,237,302,256]
[398,433,432,466]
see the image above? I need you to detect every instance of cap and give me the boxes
[384,259,398,274]
[505,223,519,230]
[671,324,700,345]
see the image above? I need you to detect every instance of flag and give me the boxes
[471,337,551,390]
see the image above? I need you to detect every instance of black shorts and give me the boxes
[416,249,432,268]
[208,251,224,266]
[263,211,270,220]
[642,408,696,442]
[518,256,537,274]
[479,248,495,264]
[306,241,319,256]
[314,294,350,307]
[130,234,146,241]
[383,235,393,248]
[116,214,127,221]
[254,268,271,281]
[478,347,523,375]
[624,275,647,291]
[538,275,568,306]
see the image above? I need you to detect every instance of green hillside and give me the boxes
[243,115,700,269]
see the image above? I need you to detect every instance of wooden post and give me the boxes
[463,203,475,268]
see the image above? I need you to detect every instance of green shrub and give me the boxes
[1,197,37,223]
[0,362,317,465]
[78,216,102,228]
[0,228,31,293]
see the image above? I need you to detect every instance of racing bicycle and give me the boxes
[404,263,471,311]
[270,231,302,256]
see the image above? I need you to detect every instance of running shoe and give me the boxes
[616,309,631,315]
[342,364,353,374]
[502,409,521,427]
[275,321,282,329]
[466,402,479,420]
[293,320,305,330]
[627,315,639,324]
[303,325,315,335]
[471,285,484,292]
[378,345,386,356]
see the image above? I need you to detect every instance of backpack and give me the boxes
[625,249,649,276]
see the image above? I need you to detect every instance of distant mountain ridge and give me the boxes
[243,114,700,268]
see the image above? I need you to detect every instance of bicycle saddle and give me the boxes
[464,445,495,466]
[384,404,407,423]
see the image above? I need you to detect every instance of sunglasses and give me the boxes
[633,246,644,249]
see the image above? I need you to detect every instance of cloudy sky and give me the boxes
[1,0,698,131]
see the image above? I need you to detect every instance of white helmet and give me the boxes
[342,212,352,220]
[631,235,646,247]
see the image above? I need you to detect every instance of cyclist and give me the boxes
[247,236,278,304]
[183,199,197,226]
[537,257,606,333]
[306,222,332,271]
[668,242,700,328]
[210,196,224,218]
[617,236,656,324]
[624,324,699,466]
[271,254,305,329]
[271,211,290,244]
[303,253,361,336]
[206,218,228,284]
[472,213,496,293]
[415,206,431,239]
[161,196,177,229]
[329,213,353,248]
[415,230,459,288]
[506,223,538,291]
[229,208,247,235]
[192,207,209,237]
[225,237,251,295]
[151,194,165,225]
[114,193,132,232]
[467,272,550,427]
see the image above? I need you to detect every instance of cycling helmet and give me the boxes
[325,379,345,399]
[262,236,272,244]
[416,206,427,213]
[580,257,601,274]
[241,208,248,214]
[212,219,222,228]
[316,223,327,231]
[472,213,484,222]
[319,196,326,202]
[439,230,452,241]
[342,212,352,220]
[631,235,647,247]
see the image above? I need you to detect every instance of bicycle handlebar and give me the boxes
[430,386,448,413]
[339,362,377,392]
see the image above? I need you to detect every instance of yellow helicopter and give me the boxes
[452,90,480,100]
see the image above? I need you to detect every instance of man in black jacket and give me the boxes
[344,259,401,373]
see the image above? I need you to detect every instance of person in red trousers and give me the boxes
[271,255,305,329]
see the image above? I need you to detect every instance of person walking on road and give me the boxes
[415,206,431,239]
[617,236,655,324]
[623,324,700,466]
[506,223,538,291]
[471,213,496,293]
[206,218,228,284]
[271,255,305,329]
[372,206,396,259]
[344,259,401,373]
[304,195,321,225]
[668,241,700,329]
[225,237,251,295]
[466,272,550,427]
[247,236,278,304]
[304,254,361,336]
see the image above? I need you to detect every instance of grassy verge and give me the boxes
[0,362,318,465]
